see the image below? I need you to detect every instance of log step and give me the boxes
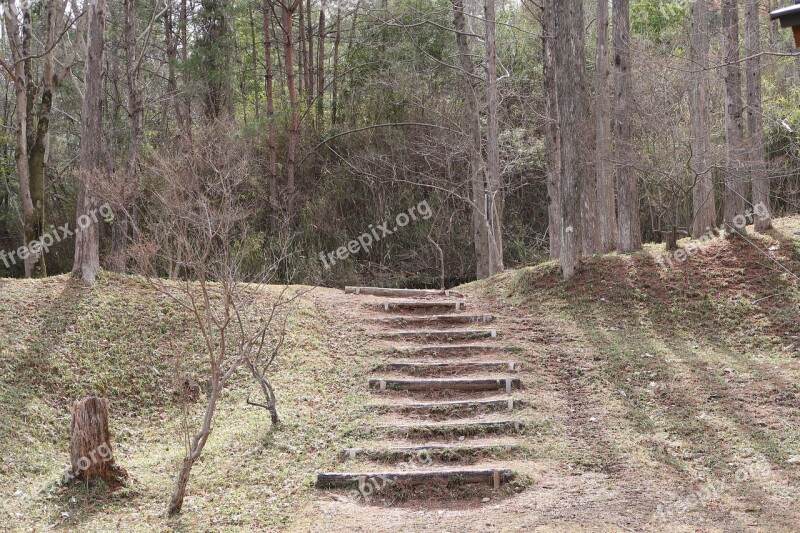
[372,397,522,415]
[369,419,525,438]
[339,443,521,462]
[345,287,463,298]
[373,361,520,375]
[380,329,498,341]
[375,314,493,326]
[316,468,514,489]
[369,377,521,392]
[390,344,509,358]
[379,300,466,312]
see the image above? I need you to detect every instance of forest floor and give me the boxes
[1,215,799,532]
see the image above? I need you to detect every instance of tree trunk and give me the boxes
[613,0,641,252]
[317,0,326,129]
[746,0,771,231]
[30,0,67,279]
[379,0,388,54]
[722,0,748,237]
[769,0,780,51]
[111,0,144,274]
[542,0,561,261]
[578,2,600,256]
[595,0,616,252]
[344,0,362,127]
[453,0,490,279]
[484,0,504,275]
[180,0,191,132]
[249,5,261,121]
[690,0,716,238]
[665,226,678,252]
[70,396,126,485]
[4,2,35,278]
[298,0,307,99]
[306,0,315,110]
[73,0,106,285]
[331,3,341,125]
[581,8,599,257]
[264,0,279,232]
[200,0,231,121]
[283,0,301,218]
[554,0,585,278]
[167,382,221,515]
[165,2,180,131]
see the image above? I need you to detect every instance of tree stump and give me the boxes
[666,226,679,252]
[69,396,127,486]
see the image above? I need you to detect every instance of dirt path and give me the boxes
[288,286,799,532]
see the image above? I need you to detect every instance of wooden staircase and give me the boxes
[316,287,525,501]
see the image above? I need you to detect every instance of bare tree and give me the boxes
[595,0,617,252]
[180,0,191,130]
[112,0,166,273]
[199,0,231,121]
[453,0,490,279]
[281,0,301,218]
[690,0,716,238]
[580,1,600,257]
[613,0,641,252]
[330,1,342,125]
[298,0,308,102]
[555,0,586,278]
[130,126,296,515]
[73,0,106,284]
[307,0,314,110]
[316,0,326,128]
[263,0,279,231]
[109,0,141,273]
[541,0,561,261]
[165,0,181,130]
[1,0,70,277]
[484,0,504,274]
[745,0,771,231]
[722,0,748,236]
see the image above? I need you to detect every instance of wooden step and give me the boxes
[340,443,521,462]
[373,360,520,375]
[380,329,498,341]
[375,314,493,326]
[316,468,514,489]
[390,344,508,358]
[369,377,521,392]
[345,287,464,298]
[370,419,525,438]
[379,300,466,312]
[372,397,522,416]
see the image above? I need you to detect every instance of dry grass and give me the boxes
[0,276,373,531]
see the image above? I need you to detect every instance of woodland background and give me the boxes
[0,0,799,286]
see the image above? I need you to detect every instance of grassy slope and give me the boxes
[459,214,800,528]
[0,276,374,531]
[1,215,799,531]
